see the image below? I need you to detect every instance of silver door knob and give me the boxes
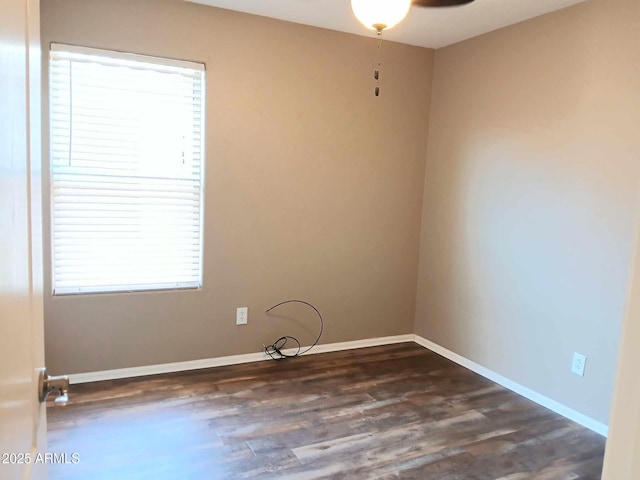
[38,368,69,404]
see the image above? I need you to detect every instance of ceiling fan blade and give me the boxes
[412,0,475,7]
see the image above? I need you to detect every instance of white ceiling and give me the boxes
[187,0,588,49]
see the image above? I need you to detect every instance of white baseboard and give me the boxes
[413,335,609,437]
[68,332,607,437]
[67,334,415,384]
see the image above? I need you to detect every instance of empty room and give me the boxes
[1,0,639,479]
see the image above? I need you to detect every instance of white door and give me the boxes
[0,0,46,479]
[603,208,640,477]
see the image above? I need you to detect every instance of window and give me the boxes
[49,44,205,295]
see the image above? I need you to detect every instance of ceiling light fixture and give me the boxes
[351,0,476,96]
[351,0,412,33]
[351,0,411,97]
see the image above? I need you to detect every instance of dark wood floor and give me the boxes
[47,343,605,479]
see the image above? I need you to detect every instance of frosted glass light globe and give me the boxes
[351,0,412,31]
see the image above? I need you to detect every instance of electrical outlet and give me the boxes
[236,307,248,325]
[571,352,587,377]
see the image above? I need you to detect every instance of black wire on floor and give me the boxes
[262,300,324,360]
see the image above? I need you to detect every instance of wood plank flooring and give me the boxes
[46,343,606,479]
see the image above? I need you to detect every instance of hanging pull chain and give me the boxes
[374,30,383,96]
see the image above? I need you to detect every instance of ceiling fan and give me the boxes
[412,0,475,6]
[351,0,476,33]
[351,0,476,96]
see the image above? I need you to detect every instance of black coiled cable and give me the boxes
[262,300,324,360]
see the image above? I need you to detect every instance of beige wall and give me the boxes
[415,0,640,424]
[41,0,434,374]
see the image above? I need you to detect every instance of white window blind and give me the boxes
[49,44,205,295]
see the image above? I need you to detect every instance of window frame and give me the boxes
[48,43,206,296]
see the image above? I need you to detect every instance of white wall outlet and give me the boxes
[571,352,587,377]
[236,307,248,325]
